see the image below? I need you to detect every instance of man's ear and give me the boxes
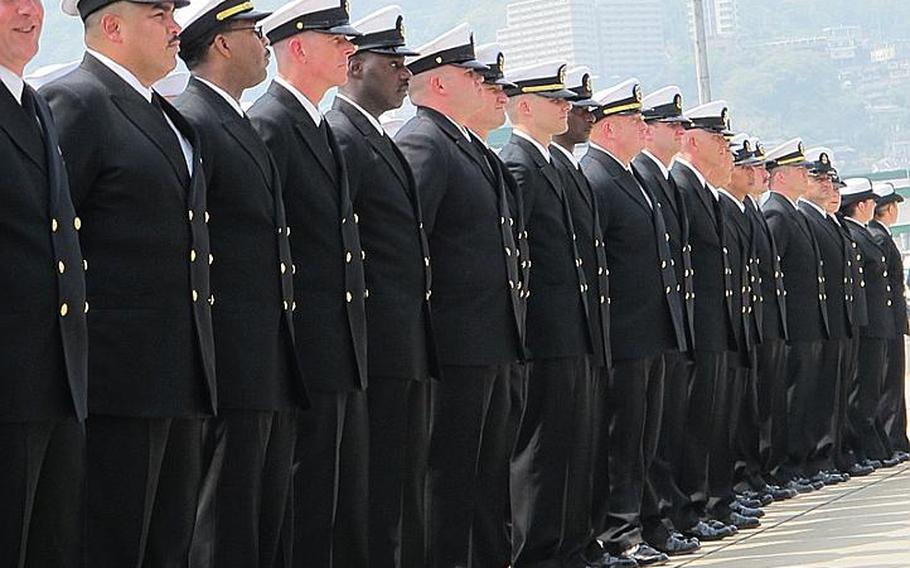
[347,55,363,80]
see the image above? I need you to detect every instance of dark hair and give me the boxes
[840,202,860,218]
[874,201,893,218]
[178,28,223,70]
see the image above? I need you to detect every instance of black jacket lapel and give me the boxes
[0,85,47,170]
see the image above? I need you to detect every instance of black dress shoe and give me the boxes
[724,511,761,529]
[653,532,700,556]
[882,457,900,468]
[735,496,763,509]
[895,451,910,462]
[800,477,824,490]
[683,520,731,541]
[731,501,764,518]
[784,479,813,493]
[707,518,739,534]
[767,485,797,500]
[623,544,669,566]
[848,462,874,477]
[865,459,883,469]
[602,553,639,567]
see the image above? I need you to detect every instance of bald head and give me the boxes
[407,64,483,124]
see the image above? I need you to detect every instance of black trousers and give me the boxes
[87,415,203,567]
[849,337,891,461]
[292,389,368,568]
[642,350,692,545]
[805,338,847,474]
[774,341,823,481]
[756,339,788,482]
[367,379,431,568]
[596,355,665,554]
[191,409,297,568]
[428,363,525,568]
[0,417,83,568]
[733,355,765,494]
[881,336,910,453]
[675,350,726,530]
[835,335,861,470]
[707,361,746,520]
[511,356,593,568]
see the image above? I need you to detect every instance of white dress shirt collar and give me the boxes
[513,128,551,163]
[589,142,631,172]
[440,113,470,140]
[335,93,383,135]
[718,188,746,212]
[0,64,24,105]
[551,142,580,169]
[87,49,152,102]
[772,191,800,210]
[872,219,892,236]
[641,150,670,179]
[274,76,322,126]
[468,128,490,149]
[195,76,244,117]
[798,197,827,218]
[675,157,719,200]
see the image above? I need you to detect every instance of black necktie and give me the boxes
[20,88,44,140]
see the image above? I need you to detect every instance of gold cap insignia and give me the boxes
[674,93,682,111]
[820,153,829,165]
[558,65,567,84]
[396,15,405,38]
[743,140,752,152]
[634,84,642,101]
[798,141,805,154]
[497,52,505,70]
[584,74,592,93]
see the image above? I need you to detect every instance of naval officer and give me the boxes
[326,7,439,565]
[41,0,217,560]
[1,0,88,562]
[172,0,307,563]
[395,24,527,568]
[582,79,686,567]
[249,1,369,564]
[500,61,598,568]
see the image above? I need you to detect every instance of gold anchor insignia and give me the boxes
[498,52,505,70]
[397,16,405,38]
[634,84,642,101]
[674,93,682,110]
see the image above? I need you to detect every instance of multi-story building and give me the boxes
[596,0,666,82]
[687,0,738,39]
[496,0,600,72]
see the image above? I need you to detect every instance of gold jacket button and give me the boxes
[283,300,289,311]
[209,294,215,306]
[84,301,89,314]
[188,210,194,222]
[190,249,197,262]
[205,211,210,223]
[73,217,82,231]
[281,262,287,274]
[60,303,68,317]
[83,259,89,271]
[364,289,370,299]
[286,226,292,236]
[361,250,366,260]
[346,251,352,263]
[51,218,59,232]
[209,254,214,265]
[292,301,297,312]
[346,291,353,303]
[57,260,65,274]
[192,290,199,302]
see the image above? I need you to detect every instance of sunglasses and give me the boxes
[225,25,264,40]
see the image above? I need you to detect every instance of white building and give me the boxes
[496,0,600,72]
[688,0,738,39]
[596,0,666,82]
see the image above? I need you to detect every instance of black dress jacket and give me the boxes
[500,135,590,360]
[868,220,909,337]
[42,54,216,417]
[1,83,88,421]
[395,107,524,366]
[719,193,755,360]
[670,162,735,353]
[581,147,686,361]
[633,153,695,352]
[745,197,788,342]
[761,192,829,342]
[845,219,895,338]
[249,81,367,393]
[552,145,611,369]
[798,201,854,340]
[175,78,305,409]
[326,97,439,381]
[837,216,867,329]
